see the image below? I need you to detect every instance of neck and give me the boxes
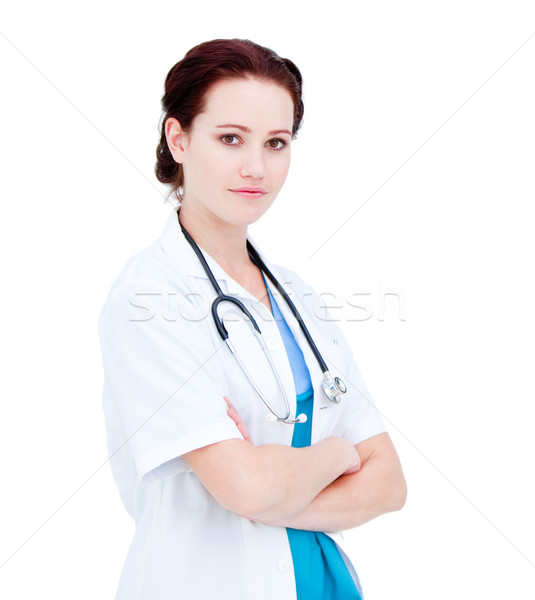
[178,200,272,312]
[178,202,251,272]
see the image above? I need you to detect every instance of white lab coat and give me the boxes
[98,209,386,599]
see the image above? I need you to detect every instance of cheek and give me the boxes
[204,143,239,170]
[271,155,291,186]
[193,147,230,186]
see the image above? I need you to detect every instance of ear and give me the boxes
[165,117,188,163]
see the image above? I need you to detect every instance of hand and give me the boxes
[224,397,252,443]
[342,448,361,475]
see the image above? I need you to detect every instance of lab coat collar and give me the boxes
[158,208,280,301]
[159,208,212,280]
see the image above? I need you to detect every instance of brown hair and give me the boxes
[155,38,304,198]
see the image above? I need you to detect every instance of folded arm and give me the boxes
[183,434,361,523]
[185,399,405,530]
[261,432,407,532]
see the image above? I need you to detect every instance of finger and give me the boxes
[226,407,239,425]
[238,423,252,443]
[224,397,238,419]
[223,396,238,412]
[223,396,232,410]
[227,410,251,442]
[224,397,252,442]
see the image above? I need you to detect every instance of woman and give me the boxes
[99,38,406,600]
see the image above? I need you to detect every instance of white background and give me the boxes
[1,1,534,598]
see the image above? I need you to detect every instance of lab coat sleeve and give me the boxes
[98,275,241,484]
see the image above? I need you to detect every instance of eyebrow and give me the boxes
[216,124,292,136]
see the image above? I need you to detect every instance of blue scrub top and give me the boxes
[264,282,363,600]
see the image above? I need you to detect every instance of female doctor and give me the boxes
[98,38,406,600]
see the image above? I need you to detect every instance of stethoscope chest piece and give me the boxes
[321,372,347,404]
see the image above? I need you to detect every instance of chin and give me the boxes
[228,201,274,228]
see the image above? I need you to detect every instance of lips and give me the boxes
[229,187,267,198]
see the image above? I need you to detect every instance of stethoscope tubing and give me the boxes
[177,211,345,422]
[246,241,330,375]
[178,214,325,372]
[178,221,261,340]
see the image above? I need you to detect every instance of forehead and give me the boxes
[197,78,294,130]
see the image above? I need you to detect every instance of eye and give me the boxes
[220,134,240,145]
[267,138,288,151]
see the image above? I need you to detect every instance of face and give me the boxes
[167,77,294,229]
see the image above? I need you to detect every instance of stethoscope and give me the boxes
[178,213,347,425]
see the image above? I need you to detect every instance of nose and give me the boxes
[239,148,265,179]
